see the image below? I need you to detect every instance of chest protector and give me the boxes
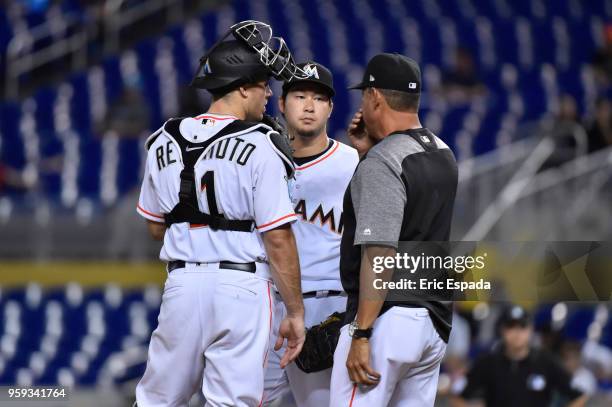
[146,117,295,232]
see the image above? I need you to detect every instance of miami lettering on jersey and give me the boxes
[289,139,359,292]
[294,199,343,234]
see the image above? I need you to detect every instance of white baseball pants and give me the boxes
[263,293,347,407]
[329,307,446,407]
[136,264,274,407]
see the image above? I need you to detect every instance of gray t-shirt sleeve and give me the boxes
[351,156,406,247]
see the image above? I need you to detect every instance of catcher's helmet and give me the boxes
[191,20,309,93]
[190,40,270,92]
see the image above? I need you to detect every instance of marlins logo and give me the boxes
[203,59,212,75]
[303,64,319,79]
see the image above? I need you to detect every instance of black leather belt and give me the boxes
[167,260,256,273]
[302,290,344,298]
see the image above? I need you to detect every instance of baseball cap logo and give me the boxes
[203,60,212,75]
[303,64,319,79]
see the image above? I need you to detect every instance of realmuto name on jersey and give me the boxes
[294,199,343,234]
[154,137,257,171]
[201,137,257,165]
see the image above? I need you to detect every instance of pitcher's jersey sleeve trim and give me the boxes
[256,213,297,232]
[137,204,165,222]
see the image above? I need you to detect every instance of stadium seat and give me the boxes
[0,286,160,385]
[2,0,605,211]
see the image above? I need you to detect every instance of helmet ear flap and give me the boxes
[190,59,207,88]
[189,37,225,88]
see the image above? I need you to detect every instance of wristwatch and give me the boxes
[348,320,373,339]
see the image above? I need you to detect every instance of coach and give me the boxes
[329,53,458,406]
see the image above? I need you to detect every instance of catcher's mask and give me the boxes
[191,20,309,92]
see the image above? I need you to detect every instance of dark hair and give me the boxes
[209,73,271,100]
[377,88,420,112]
[281,83,333,102]
[210,89,231,101]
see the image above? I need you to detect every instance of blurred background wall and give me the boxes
[0,0,611,405]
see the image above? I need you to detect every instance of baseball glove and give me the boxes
[261,113,294,141]
[295,311,346,373]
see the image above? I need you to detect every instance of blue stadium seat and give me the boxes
[0,0,606,212]
[0,103,25,171]
[167,26,193,84]
[0,286,159,386]
[0,8,12,64]
[600,316,612,349]
[533,303,555,331]
[563,307,596,342]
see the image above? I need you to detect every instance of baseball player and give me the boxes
[263,62,359,406]
[330,53,458,406]
[135,24,306,406]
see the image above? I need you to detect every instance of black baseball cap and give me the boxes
[349,53,421,93]
[282,61,335,97]
[500,305,531,328]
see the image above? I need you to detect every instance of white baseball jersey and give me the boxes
[289,139,359,292]
[137,113,296,280]
[263,140,358,406]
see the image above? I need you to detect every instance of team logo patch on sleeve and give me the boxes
[286,176,294,201]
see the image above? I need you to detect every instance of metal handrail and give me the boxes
[5,9,93,99]
[520,145,612,197]
[458,135,538,184]
[457,119,550,184]
[4,0,192,99]
[460,119,595,241]
[495,145,612,241]
[8,12,83,49]
[462,136,556,241]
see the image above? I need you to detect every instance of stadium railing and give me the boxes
[4,0,209,99]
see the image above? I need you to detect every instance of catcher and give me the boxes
[135,21,308,406]
[263,62,359,406]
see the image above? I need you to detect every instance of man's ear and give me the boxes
[371,88,383,111]
[238,86,249,98]
[328,100,334,118]
[278,96,285,114]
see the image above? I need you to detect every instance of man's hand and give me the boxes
[346,338,381,386]
[348,110,374,157]
[275,314,306,368]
